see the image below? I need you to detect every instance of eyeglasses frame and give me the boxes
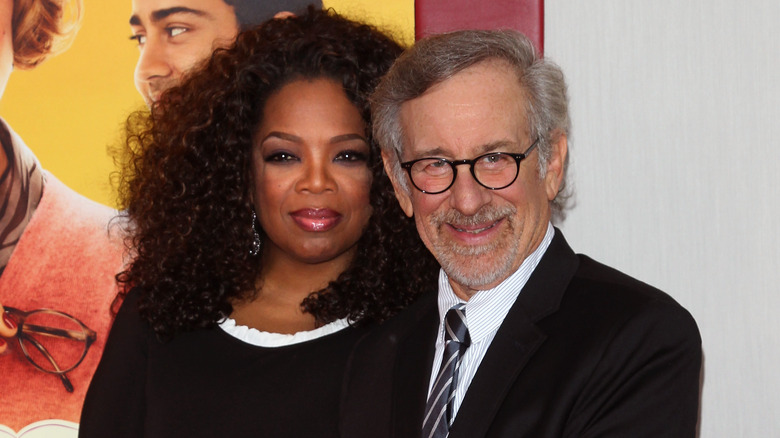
[3,306,97,393]
[400,137,540,195]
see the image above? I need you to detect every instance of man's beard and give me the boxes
[429,204,519,290]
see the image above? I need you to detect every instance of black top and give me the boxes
[80,288,366,437]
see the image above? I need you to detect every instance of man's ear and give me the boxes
[544,133,568,201]
[381,150,414,218]
[273,11,295,19]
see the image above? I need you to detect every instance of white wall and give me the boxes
[545,1,780,436]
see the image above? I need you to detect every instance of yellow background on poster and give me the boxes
[0,0,413,208]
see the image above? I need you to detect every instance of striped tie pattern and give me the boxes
[422,303,471,438]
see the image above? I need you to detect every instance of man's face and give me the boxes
[130,0,240,106]
[385,60,567,300]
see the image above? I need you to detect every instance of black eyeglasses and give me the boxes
[3,306,97,392]
[400,138,539,194]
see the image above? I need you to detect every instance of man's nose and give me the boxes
[134,37,172,82]
[448,167,492,216]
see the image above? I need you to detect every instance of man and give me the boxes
[340,30,702,437]
[130,0,318,106]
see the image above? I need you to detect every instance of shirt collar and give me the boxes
[437,222,555,343]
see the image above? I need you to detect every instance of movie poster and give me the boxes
[0,1,413,435]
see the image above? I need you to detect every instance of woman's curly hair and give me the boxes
[116,8,439,339]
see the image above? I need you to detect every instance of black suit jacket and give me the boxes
[340,229,701,437]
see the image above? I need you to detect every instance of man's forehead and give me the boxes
[422,58,520,93]
[398,63,529,159]
[131,0,228,24]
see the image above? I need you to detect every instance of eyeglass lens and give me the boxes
[19,310,91,373]
[409,153,519,193]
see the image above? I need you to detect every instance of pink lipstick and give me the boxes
[290,208,342,232]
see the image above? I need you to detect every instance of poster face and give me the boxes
[0,1,413,434]
[0,0,414,208]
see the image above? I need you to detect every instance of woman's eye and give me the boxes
[264,152,299,163]
[335,150,368,163]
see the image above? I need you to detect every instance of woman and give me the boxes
[79,8,438,437]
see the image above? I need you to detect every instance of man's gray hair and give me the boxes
[225,0,321,30]
[371,29,572,221]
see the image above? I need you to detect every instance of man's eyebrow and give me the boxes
[477,140,518,154]
[129,7,209,26]
[411,140,518,160]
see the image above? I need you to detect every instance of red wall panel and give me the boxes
[415,0,544,53]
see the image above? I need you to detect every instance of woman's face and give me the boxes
[252,78,373,267]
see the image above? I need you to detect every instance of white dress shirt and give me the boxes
[427,222,555,419]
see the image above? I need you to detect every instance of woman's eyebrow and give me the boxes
[261,132,302,144]
[330,133,367,144]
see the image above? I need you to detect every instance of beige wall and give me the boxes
[546,1,780,435]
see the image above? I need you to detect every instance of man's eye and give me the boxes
[129,34,146,46]
[424,160,450,172]
[335,150,368,163]
[419,159,451,176]
[264,152,298,163]
[167,27,188,38]
[477,153,512,170]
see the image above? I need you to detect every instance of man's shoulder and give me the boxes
[31,172,125,261]
[558,253,700,344]
[572,254,691,312]
[543,230,693,321]
[39,172,120,226]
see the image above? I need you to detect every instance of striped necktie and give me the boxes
[422,303,471,438]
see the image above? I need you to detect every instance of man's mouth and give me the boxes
[452,220,500,234]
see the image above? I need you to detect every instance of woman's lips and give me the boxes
[290,208,342,232]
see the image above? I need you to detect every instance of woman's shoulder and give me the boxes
[114,287,142,316]
[108,287,151,341]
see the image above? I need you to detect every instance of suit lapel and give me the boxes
[450,229,580,437]
[391,294,439,438]
[450,310,546,437]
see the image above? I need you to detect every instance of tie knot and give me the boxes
[444,303,470,346]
